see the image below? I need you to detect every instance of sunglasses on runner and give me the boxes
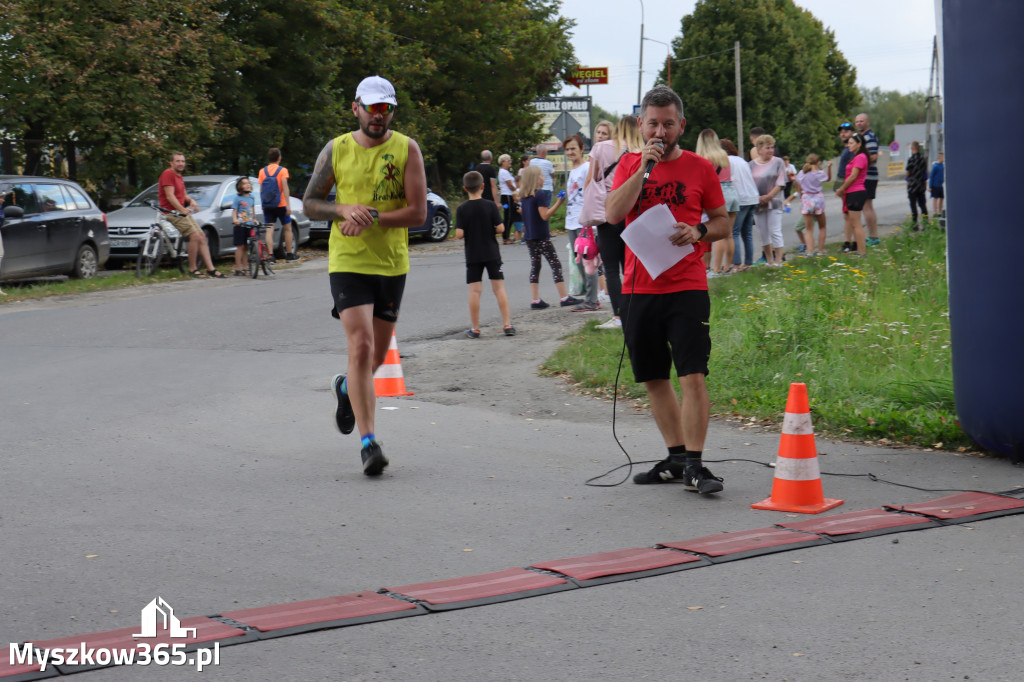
[359,102,395,115]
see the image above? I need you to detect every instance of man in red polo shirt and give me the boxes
[159,152,223,278]
[605,86,730,495]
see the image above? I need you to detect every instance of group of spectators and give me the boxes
[462,117,644,329]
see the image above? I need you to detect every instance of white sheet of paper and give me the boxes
[620,203,693,280]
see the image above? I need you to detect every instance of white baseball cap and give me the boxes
[355,76,397,106]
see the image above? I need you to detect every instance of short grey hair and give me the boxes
[481,150,493,161]
[497,153,511,165]
[640,86,684,119]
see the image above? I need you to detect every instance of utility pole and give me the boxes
[637,0,645,105]
[924,35,942,159]
[734,41,744,158]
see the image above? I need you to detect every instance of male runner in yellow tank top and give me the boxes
[302,75,427,476]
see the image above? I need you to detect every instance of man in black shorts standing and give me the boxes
[605,86,731,495]
[302,75,427,476]
[855,113,880,245]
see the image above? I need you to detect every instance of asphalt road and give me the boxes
[2,182,1022,682]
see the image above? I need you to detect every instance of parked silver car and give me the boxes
[306,189,450,242]
[1,176,109,281]
[105,175,311,266]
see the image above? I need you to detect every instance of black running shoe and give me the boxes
[361,441,389,476]
[332,374,355,435]
[633,457,688,484]
[683,465,724,495]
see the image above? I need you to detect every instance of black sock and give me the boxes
[684,450,703,468]
[667,444,687,462]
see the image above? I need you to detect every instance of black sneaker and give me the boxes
[633,457,688,484]
[842,242,852,253]
[531,300,550,310]
[683,465,724,495]
[361,441,389,476]
[285,253,298,261]
[560,296,582,307]
[332,374,355,435]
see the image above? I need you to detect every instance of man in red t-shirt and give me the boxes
[159,152,223,277]
[605,86,730,495]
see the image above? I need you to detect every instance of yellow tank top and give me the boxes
[328,131,411,275]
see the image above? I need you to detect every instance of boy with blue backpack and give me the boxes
[258,147,295,262]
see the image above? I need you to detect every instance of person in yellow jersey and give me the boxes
[302,76,427,476]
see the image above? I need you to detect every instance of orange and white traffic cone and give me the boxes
[373,331,414,397]
[751,383,843,514]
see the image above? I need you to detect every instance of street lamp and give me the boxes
[637,0,644,105]
[644,36,671,86]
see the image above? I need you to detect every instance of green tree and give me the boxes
[0,0,242,189]
[853,87,927,146]
[593,103,620,125]
[0,0,574,196]
[660,0,858,160]
[384,0,576,182]
[209,0,448,183]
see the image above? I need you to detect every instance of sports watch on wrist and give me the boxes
[697,223,708,240]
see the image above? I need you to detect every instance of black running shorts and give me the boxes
[329,272,406,322]
[621,290,711,383]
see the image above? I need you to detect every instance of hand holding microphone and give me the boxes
[643,139,665,182]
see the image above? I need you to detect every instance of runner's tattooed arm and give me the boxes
[302,141,339,222]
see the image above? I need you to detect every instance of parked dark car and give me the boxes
[306,189,450,242]
[1,176,109,281]
[105,175,311,266]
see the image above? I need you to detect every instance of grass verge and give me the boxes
[542,218,971,451]
[0,265,228,303]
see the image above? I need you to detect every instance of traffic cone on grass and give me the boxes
[751,383,843,514]
[373,331,414,397]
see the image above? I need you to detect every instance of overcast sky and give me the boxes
[557,0,938,115]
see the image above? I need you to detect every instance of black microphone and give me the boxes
[643,140,664,182]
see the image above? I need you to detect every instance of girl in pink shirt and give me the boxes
[835,133,870,255]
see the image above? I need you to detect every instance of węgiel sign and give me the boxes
[565,67,608,87]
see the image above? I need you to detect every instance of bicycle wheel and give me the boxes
[136,233,163,277]
[248,240,260,279]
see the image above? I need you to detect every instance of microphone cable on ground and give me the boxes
[582,155,1015,498]
[589,455,1014,497]
[585,156,651,488]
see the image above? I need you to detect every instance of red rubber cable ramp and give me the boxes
[220,590,425,640]
[531,547,708,587]
[659,526,830,562]
[1,645,58,682]
[777,507,939,541]
[384,567,575,612]
[884,491,1024,523]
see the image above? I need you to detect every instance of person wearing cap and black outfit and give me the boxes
[904,141,929,228]
[303,76,427,477]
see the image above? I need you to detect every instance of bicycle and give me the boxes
[137,204,187,277]
[244,221,274,278]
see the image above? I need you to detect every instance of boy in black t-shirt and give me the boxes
[456,171,516,338]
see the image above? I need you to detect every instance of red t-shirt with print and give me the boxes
[611,150,725,294]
